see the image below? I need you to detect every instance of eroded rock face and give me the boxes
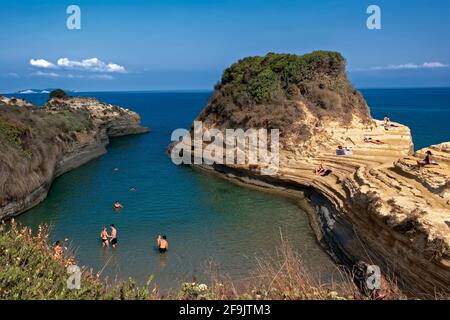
[175,52,450,296]
[46,97,149,137]
[0,96,149,220]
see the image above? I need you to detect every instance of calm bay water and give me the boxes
[11,91,336,290]
[9,88,450,290]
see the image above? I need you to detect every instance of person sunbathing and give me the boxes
[336,146,345,156]
[315,161,326,175]
[364,137,385,145]
[417,151,437,166]
[315,161,332,176]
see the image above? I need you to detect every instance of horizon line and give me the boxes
[3,86,450,95]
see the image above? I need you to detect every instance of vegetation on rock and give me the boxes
[0,102,93,206]
[49,89,68,99]
[198,51,372,140]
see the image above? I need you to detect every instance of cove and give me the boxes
[14,91,337,291]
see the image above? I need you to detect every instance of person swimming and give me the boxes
[100,226,109,248]
[129,186,137,192]
[113,201,123,210]
[157,235,169,254]
[110,224,118,248]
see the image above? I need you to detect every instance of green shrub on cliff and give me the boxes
[49,89,68,99]
[198,51,372,139]
[0,117,32,159]
[219,51,345,104]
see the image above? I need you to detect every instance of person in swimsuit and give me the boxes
[417,151,434,166]
[53,241,63,259]
[157,235,168,254]
[110,224,118,248]
[100,226,109,247]
[364,137,385,145]
[315,161,326,175]
[383,115,390,130]
[113,201,123,210]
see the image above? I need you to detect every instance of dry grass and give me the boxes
[0,103,93,206]
[200,234,406,300]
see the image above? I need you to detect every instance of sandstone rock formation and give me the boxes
[0,96,149,220]
[173,51,450,296]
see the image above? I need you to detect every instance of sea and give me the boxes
[5,87,450,290]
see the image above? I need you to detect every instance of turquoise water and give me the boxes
[12,92,337,290]
[9,88,450,290]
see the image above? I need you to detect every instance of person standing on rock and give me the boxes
[383,115,390,130]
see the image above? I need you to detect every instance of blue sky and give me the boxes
[1,0,450,92]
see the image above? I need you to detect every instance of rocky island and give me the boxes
[0,92,149,220]
[171,51,450,297]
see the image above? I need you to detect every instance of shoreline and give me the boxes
[0,96,149,221]
[191,163,366,269]
[175,121,450,297]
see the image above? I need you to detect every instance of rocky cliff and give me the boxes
[172,51,450,297]
[0,96,149,220]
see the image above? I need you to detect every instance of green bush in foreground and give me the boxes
[0,221,152,300]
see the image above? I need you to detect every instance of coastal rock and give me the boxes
[416,142,450,164]
[0,96,34,107]
[173,51,450,296]
[46,97,149,137]
[0,96,149,220]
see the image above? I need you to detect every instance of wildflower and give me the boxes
[198,284,208,291]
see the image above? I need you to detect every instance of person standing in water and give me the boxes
[100,226,109,248]
[157,235,169,254]
[110,224,118,248]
